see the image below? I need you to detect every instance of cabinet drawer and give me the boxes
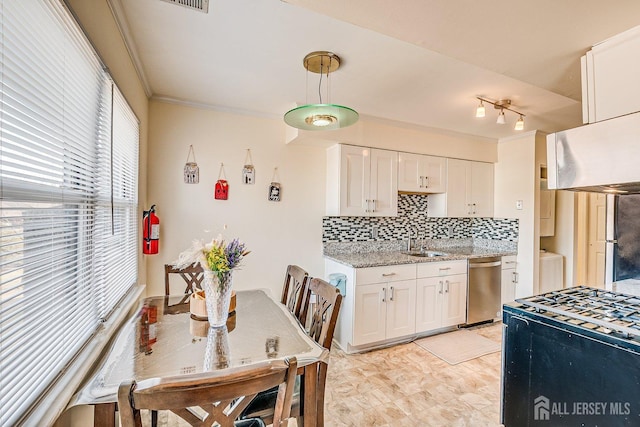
[356,264,416,285]
[417,260,467,278]
[502,255,517,270]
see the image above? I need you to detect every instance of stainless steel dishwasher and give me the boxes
[466,256,502,325]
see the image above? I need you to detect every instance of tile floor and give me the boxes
[155,323,504,427]
[323,323,503,427]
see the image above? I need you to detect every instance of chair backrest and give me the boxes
[280,265,311,325]
[118,357,297,427]
[164,263,204,296]
[307,278,343,350]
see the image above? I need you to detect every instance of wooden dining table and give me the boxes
[68,289,328,427]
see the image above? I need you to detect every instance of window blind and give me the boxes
[0,1,139,425]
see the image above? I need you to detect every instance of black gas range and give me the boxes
[502,286,640,427]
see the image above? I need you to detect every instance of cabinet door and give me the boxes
[441,274,468,327]
[422,156,446,193]
[385,279,416,339]
[353,283,387,346]
[415,277,442,333]
[398,152,422,193]
[589,27,640,122]
[369,149,398,216]
[445,159,471,217]
[470,161,494,218]
[339,145,370,216]
[501,268,517,306]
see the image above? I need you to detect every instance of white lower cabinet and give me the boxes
[353,279,416,346]
[416,261,468,333]
[326,259,470,352]
[501,255,518,306]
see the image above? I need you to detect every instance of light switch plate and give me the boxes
[516,200,523,210]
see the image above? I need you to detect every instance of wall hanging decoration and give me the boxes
[183,145,199,184]
[268,167,281,202]
[215,163,229,200]
[242,149,255,184]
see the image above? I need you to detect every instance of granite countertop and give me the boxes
[324,242,517,269]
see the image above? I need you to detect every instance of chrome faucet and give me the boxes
[407,230,417,251]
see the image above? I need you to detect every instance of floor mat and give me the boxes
[414,329,500,365]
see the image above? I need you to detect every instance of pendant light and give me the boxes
[514,115,525,131]
[284,51,359,131]
[496,109,506,124]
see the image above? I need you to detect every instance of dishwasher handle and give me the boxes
[469,260,502,268]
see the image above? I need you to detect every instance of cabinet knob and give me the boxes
[389,286,394,301]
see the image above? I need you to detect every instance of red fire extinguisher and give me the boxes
[142,204,159,255]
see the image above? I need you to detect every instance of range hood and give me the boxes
[547,111,640,193]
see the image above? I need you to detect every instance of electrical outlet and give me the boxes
[371,226,379,239]
[516,200,523,210]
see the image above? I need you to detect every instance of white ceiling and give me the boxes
[112,0,640,140]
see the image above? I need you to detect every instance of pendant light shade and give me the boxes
[496,109,506,124]
[284,104,359,130]
[284,51,359,131]
[514,115,525,130]
[475,99,486,118]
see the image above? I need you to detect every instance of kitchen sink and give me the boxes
[402,250,448,258]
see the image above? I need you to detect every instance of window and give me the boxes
[0,1,139,425]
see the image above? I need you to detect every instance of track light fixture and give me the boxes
[475,97,525,130]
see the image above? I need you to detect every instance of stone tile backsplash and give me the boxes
[322,194,518,243]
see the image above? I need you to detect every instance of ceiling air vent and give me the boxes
[160,0,209,13]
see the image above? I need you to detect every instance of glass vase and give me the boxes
[202,270,233,327]
[203,326,230,370]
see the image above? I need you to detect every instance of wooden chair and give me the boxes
[118,357,297,427]
[164,263,204,303]
[241,277,343,426]
[280,265,311,325]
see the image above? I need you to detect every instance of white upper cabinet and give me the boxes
[582,25,640,123]
[428,159,494,218]
[326,144,398,216]
[398,152,446,193]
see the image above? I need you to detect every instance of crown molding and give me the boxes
[106,0,153,97]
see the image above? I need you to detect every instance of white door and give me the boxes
[369,149,398,216]
[397,152,421,192]
[446,159,470,217]
[353,283,387,346]
[441,274,468,327]
[339,145,370,216]
[422,156,447,193]
[470,161,494,218]
[385,279,416,339]
[587,193,606,287]
[415,277,442,333]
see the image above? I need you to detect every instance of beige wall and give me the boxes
[289,117,498,162]
[146,100,327,297]
[494,131,538,297]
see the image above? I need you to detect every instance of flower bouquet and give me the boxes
[175,237,249,327]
